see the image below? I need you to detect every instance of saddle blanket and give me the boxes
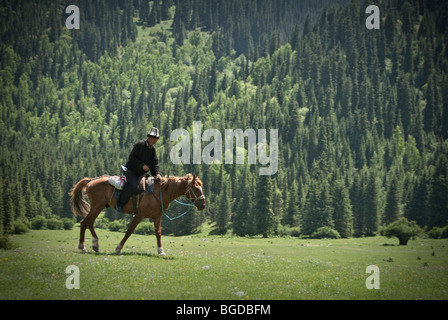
[107,175,126,190]
[108,175,155,199]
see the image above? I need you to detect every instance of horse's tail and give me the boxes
[70,178,93,217]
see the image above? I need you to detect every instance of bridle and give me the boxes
[185,179,206,204]
[159,178,205,221]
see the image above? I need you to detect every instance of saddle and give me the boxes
[108,174,158,213]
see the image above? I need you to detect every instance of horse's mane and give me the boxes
[160,173,202,192]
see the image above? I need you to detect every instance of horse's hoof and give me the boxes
[79,243,87,253]
[158,247,166,256]
[115,243,123,255]
[92,238,99,252]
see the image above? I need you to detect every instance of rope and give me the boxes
[159,186,195,221]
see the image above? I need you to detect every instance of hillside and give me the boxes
[1,0,447,239]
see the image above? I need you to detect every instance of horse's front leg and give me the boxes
[115,214,144,254]
[153,217,165,256]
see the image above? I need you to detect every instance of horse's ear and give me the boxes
[192,174,197,181]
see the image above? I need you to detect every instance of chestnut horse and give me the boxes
[70,174,205,255]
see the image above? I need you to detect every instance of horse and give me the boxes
[69,174,205,255]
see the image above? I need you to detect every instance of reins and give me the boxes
[159,179,204,221]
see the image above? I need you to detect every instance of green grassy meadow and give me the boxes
[1,228,447,300]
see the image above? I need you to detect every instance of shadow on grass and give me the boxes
[74,250,175,259]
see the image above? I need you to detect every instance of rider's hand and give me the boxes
[155,174,162,181]
[142,165,149,172]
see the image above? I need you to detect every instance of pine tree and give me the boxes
[233,193,251,236]
[255,174,276,237]
[283,181,300,227]
[302,180,319,235]
[303,177,333,235]
[303,14,313,37]
[406,174,429,227]
[364,171,380,235]
[397,72,415,138]
[233,165,253,236]
[0,179,6,237]
[173,89,185,129]
[1,0,448,240]
[351,171,366,236]
[209,60,218,102]
[148,0,161,26]
[332,179,353,238]
[427,155,448,228]
[216,179,232,234]
[3,190,15,234]
[383,173,402,225]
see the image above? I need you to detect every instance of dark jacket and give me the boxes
[125,139,160,177]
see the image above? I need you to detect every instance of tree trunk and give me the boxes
[398,236,409,245]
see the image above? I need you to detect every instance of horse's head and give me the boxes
[186,174,206,210]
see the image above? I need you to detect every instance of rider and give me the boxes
[116,127,162,212]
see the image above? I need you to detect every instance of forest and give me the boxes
[1,0,447,244]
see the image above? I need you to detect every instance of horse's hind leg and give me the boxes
[88,205,103,252]
[78,206,103,253]
[79,215,90,253]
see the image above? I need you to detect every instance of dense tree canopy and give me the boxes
[1,0,447,239]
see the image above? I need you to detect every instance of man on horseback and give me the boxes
[116,127,162,212]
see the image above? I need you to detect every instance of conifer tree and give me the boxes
[148,0,161,26]
[351,171,365,236]
[427,155,448,228]
[364,171,380,235]
[397,72,416,140]
[384,173,402,225]
[1,0,447,238]
[216,179,232,234]
[332,179,353,238]
[406,174,429,227]
[255,174,276,237]
[303,177,333,235]
[283,181,300,227]
[3,190,14,234]
[233,165,253,236]
[0,179,4,236]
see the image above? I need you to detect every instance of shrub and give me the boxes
[95,217,110,229]
[428,225,448,239]
[30,216,47,230]
[61,218,75,230]
[289,227,301,237]
[428,227,443,239]
[383,217,421,245]
[0,234,13,249]
[442,226,448,239]
[47,218,63,230]
[13,221,29,234]
[311,226,341,239]
[108,220,124,232]
[135,222,155,235]
[278,225,301,237]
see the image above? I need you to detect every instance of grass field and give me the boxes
[1,227,447,300]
